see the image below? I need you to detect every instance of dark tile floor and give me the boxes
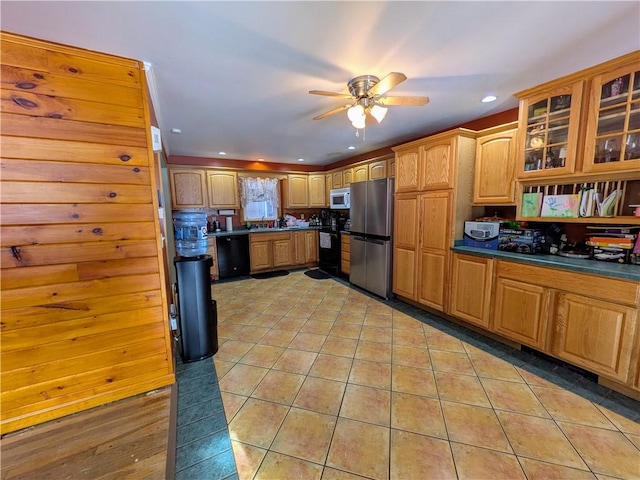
[172,274,639,479]
[174,354,238,480]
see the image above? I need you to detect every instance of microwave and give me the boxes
[329,187,350,209]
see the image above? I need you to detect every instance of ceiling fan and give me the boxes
[309,72,429,129]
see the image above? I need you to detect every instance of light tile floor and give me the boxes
[210,270,639,480]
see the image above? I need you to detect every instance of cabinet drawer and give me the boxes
[496,260,639,306]
[249,232,291,242]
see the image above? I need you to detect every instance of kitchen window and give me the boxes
[240,177,279,221]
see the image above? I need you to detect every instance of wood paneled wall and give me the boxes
[0,32,174,434]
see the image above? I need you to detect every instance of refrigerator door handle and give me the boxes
[366,238,385,245]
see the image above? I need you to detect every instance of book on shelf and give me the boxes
[587,236,635,244]
[579,188,595,217]
[586,241,634,249]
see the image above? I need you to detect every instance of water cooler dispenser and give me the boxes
[173,211,218,362]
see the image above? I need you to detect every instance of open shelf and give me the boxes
[518,179,640,223]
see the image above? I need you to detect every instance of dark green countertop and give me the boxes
[452,245,640,282]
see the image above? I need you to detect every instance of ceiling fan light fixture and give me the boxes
[351,116,366,130]
[347,104,365,122]
[370,104,388,123]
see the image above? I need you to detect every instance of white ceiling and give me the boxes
[2,1,639,167]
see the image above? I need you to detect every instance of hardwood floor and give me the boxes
[0,386,174,480]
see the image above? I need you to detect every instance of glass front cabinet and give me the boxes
[583,63,640,173]
[516,81,583,179]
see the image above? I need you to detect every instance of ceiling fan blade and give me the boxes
[313,104,351,120]
[378,96,430,106]
[309,90,353,98]
[368,72,407,96]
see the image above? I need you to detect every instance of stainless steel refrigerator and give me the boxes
[349,178,394,299]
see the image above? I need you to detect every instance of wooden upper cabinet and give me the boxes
[515,81,583,179]
[207,170,239,208]
[325,174,332,205]
[552,293,637,382]
[368,160,387,179]
[353,164,369,183]
[388,158,395,177]
[170,169,207,208]
[342,168,354,186]
[394,150,419,192]
[284,174,309,208]
[473,125,518,205]
[420,140,454,190]
[582,57,640,174]
[331,171,343,189]
[308,174,326,207]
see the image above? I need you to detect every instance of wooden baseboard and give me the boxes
[394,295,521,349]
[165,384,178,479]
[598,376,640,400]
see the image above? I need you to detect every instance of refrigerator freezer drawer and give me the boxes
[349,236,392,299]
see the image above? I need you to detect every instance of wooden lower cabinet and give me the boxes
[249,239,271,271]
[305,231,318,263]
[250,232,293,271]
[206,239,219,281]
[273,239,293,267]
[341,234,350,276]
[481,259,640,393]
[250,231,318,272]
[416,191,451,312]
[552,293,637,383]
[418,251,447,311]
[493,277,549,350]
[393,193,419,299]
[293,231,305,265]
[449,253,493,328]
[393,249,416,299]
[293,231,318,265]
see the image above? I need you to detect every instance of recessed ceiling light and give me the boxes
[347,145,356,150]
[170,128,182,134]
[218,151,227,155]
[297,158,304,162]
[257,158,265,162]
[481,95,497,103]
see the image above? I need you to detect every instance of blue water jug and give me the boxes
[173,210,208,257]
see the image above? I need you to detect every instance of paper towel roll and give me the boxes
[225,217,233,232]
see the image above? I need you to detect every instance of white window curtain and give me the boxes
[239,177,279,221]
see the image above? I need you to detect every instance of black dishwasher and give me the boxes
[216,234,250,279]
